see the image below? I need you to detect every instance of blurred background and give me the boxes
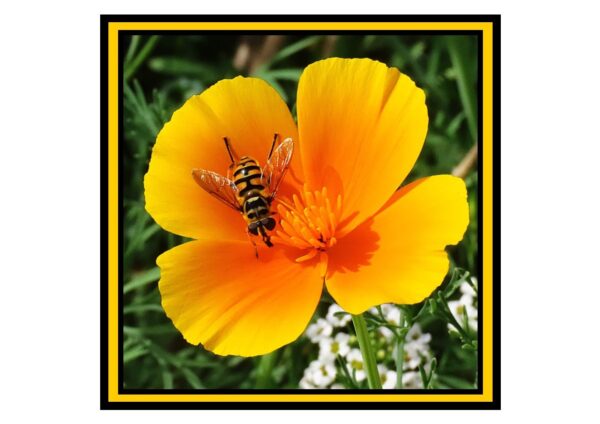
[122,33,479,390]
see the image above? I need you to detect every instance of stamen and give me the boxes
[272,185,344,266]
[296,249,319,263]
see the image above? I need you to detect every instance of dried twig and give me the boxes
[321,35,339,57]
[452,144,478,179]
[232,37,252,71]
[249,35,285,74]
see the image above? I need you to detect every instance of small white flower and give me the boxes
[326,304,351,327]
[309,359,337,387]
[318,332,351,362]
[377,365,398,389]
[305,318,333,343]
[377,326,395,341]
[401,371,423,389]
[403,323,432,370]
[406,323,432,346]
[460,278,477,298]
[382,304,401,326]
[299,376,317,389]
[448,295,478,334]
[404,344,429,370]
[330,383,346,389]
[346,348,366,382]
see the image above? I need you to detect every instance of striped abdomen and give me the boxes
[233,156,272,225]
[233,156,267,198]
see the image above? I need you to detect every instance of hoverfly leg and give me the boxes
[263,235,273,248]
[246,227,259,259]
[258,225,274,248]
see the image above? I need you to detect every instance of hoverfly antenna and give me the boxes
[223,136,236,164]
[267,133,280,160]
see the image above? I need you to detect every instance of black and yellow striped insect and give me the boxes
[192,134,294,251]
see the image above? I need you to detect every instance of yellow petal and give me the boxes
[325,175,469,314]
[158,240,323,356]
[297,58,428,236]
[145,77,299,240]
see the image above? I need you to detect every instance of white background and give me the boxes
[1,1,599,421]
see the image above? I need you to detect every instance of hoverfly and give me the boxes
[192,133,294,252]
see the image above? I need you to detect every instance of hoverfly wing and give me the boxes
[263,137,294,202]
[192,169,241,211]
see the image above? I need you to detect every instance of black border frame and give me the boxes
[101,14,501,410]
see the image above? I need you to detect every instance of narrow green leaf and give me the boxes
[181,368,205,389]
[124,267,160,294]
[446,112,466,136]
[258,75,288,102]
[123,345,148,363]
[148,57,217,80]
[161,370,174,389]
[268,36,322,66]
[447,37,477,142]
[124,35,141,65]
[123,304,164,314]
[124,35,160,81]
[264,68,302,81]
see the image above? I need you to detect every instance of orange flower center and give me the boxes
[271,185,343,272]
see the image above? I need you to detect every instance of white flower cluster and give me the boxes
[400,323,432,389]
[370,304,434,389]
[447,278,478,334]
[299,303,433,389]
[300,304,351,389]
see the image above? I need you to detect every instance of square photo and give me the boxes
[101,15,499,409]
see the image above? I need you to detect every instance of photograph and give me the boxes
[101,16,499,409]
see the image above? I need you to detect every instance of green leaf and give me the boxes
[268,36,322,66]
[257,74,288,102]
[123,345,148,363]
[123,304,164,314]
[148,57,217,81]
[161,370,174,389]
[447,37,477,142]
[124,35,160,81]
[437,375,474,389]
[124,267,160,294]
[181,368,205,389]
[446,112,466,136]
[263,68,302,81]
[124,35,141,65]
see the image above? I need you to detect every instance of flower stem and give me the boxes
[395,313,406,389]
[255,351,277,389]
[351,314,382,389]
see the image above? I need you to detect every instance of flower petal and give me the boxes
[158,240,323,356]
[145,77,299,240]
[325,175,469,314]
[297,58,428,235]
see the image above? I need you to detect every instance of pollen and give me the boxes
[271,185,343,268]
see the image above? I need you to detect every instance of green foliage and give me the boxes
[122,33,479,390]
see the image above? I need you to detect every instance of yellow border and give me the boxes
[108,20,495,403]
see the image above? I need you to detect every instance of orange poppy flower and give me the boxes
[144,58,469,357]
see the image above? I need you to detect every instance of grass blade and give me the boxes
[447,37,477,142]
[124,267,160,294]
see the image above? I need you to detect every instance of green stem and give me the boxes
[352,314,382,389]
[255,351,277,389]
[395,313,406,389]
[336,355,358,389]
